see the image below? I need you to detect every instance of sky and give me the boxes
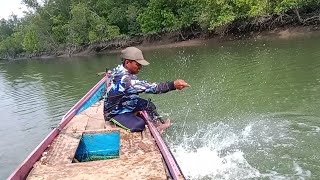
[0,0,28,19]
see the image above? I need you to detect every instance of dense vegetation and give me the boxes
[0,0,320,59]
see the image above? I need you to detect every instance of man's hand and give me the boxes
[174,79,190,90]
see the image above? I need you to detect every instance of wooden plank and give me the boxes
[63,114,89,133]
[78,102,105,130]
[85,113,105,130]
[27,152,167,180]
[37,133,81,166]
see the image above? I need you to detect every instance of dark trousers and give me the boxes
[107,98,161,132]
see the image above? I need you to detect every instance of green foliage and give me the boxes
[0,30,24,58]
[88,16,121,42]
[126,4,142,35]
[22,0,40,9]
[138,0,180,33]
[0,37,17,57]
[197,0,235,29]
[273,0,301,13]
[1,0,320,58]
[197,0,272,30]
[233,0,269,17]
[67,2,121,44]
[51,15,68,43]
[23,25,43,53]
[20,13,55,53]
[176,0,202,28]
[67,3,91,45]
[88,0,148,35]
[106,26,121,39]
[137,2,163,33]
[272,0,320,13]
[0,19,14,41]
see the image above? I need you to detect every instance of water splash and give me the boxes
[167,116,314,179]
[169,122,261,179]
[175,146,260,179]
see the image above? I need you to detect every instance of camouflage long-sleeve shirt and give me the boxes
[104,64,175,117]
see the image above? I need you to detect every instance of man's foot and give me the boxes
[156,119,171,134]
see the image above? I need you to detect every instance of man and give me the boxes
[104,47,189,132]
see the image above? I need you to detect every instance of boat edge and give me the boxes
[7,77,107,180]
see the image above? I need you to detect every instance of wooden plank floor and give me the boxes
[27,101,168,180]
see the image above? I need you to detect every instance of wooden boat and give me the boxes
[8,76,185,180]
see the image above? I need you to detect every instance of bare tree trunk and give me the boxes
[180,30,186,41]
[294,8,304,24]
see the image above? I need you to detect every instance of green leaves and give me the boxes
[67,2,121,44]
[137,0,206,33]
[274,0,301,13]
[1,0,320,58]
[23,26,42,53]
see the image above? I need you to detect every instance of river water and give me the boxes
[1,34,320,179]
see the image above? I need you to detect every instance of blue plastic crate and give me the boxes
[75,131,120,162]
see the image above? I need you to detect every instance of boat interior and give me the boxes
[26,100,169,180]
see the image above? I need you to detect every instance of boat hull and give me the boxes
[8,77,184,180]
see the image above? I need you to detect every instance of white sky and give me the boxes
[0,0,28,19]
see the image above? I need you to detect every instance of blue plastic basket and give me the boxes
[75,131,120,162]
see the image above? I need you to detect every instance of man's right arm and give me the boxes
[128,79,175,94]
[128,77,189,94]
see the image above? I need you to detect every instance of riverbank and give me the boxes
[81,24,320,56]
[1,1,320,60]
[74,6,320,56]
[4,23,320,60]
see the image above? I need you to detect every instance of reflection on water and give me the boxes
[1,34,320,179]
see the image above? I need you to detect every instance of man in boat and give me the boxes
[104,47,189,133]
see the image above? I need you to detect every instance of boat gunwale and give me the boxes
[7,77,107,180]
[140,111,185,180]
